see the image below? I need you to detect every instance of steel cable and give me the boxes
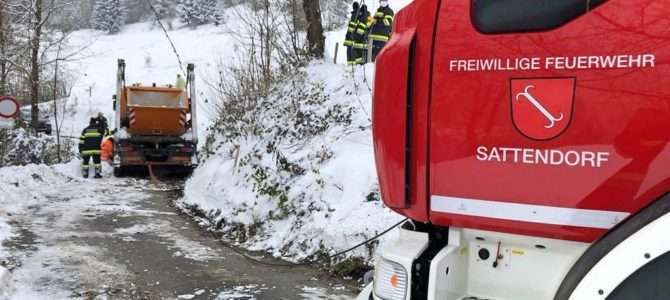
[145,0,186,75]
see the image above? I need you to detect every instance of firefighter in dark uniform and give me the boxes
[352,4,371,65]
[369,0,394,61]
[344,2,361,65]
[79,117,105,178]
[95,112,110,137]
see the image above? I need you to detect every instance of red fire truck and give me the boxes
[358,1,670,299]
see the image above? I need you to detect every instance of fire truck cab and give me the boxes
[360,1,670,299]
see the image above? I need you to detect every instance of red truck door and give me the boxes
[373,0,442,222]
[428,0,670,242]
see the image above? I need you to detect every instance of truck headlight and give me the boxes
[374,259,408,300]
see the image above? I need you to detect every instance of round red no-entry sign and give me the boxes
[0,96,19,118]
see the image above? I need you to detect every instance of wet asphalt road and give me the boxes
[3,178,356,300]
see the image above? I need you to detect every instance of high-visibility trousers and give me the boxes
[82,154,102,174]
[371,40,388,62]
[346,44,358,65]
[353,43,368,65]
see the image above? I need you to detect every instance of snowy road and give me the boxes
[2,172,355,299]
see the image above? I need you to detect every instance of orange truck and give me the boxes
[112,59,198,176]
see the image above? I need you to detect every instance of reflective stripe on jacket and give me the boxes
[352,10,371,47]
[78,125,105,155]
[345,11,360,47]
[369,6,395,41]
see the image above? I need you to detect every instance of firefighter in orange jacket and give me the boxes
[369,0,394,61]
[101,136,114,163]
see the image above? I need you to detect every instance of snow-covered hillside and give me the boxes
[177,62,404,262]
[174,1,414,263]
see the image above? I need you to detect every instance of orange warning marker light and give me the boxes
[390,274,399,288]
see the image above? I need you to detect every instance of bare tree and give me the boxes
[302,0,324,58]
[0,2,5,95]
[28,0,45,130]
[52,41,61,161]
[0,0,13,95]
[2,0,81,134]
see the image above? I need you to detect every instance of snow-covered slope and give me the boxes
[178,61,404,262]
[174,1,414,262]
[174,1,417,264]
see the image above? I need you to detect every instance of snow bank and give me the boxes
[0,161,83,231]
[0,266,13,300]
[177,0,415,264]
[0,160,134,299]
[178,60,403,262]
[0,161,84,299]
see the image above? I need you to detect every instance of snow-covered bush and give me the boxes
[320,0,349,31]
[207,68,354,218]
[180,61,400,267]
[177,0,223,27]
[154,0,174,19]
[0,129,74,167]
[179,0,402,271]
[93,0,127,34]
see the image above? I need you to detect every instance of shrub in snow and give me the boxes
[180,63,397,264]
[93,0,127,34]
[177,0,224,27]
[0,129,74,167]
[320,0,349,31]
[154,0,174,20]
[208,70,354,222]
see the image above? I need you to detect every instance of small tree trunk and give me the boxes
[302,0,325,59]
[30,0,44,133]
[53,46,61,162]
[0,1,7,95]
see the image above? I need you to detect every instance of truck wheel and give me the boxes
[183,166,195,177]
[113,167,125,177]
[608,252,670,299]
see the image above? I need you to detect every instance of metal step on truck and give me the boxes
[112,59,199,177]
[358,0,670,299]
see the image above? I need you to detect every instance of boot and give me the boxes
[83,170,89,178]
[94,172,102,179]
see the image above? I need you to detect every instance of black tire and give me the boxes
[182,166,195,177]
[113,167,125,177]
[608,251,670,300]
[555,193,670,299]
